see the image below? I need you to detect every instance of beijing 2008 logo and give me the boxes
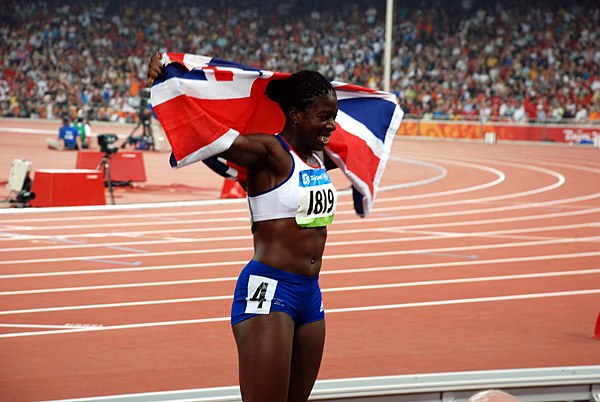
[301,172,311,186]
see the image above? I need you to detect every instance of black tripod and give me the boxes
[6,173,35,208]
[122,113,154,150]
[97,152,115,205]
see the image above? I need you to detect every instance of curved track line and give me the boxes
[0,198,248,216]
[371,160,565,212]
[0,158,474,225]
[0,127,56,135]
[3,268,600,297]
[3,270,600,315]
[2,235,600,266]
[2,205,599,244]
[326,289,600,314]
[2,221,598,253]
[0,158,585,231]
[3,190,597,233]
[0,154,438,218]
[1,289,598,339]
[341,192,600,223]
[0,153,576,224]
[336,156,448,197]
[393,205,600,230]
[0,144,596,219]
[406,151,600,175]
[2,251,599,279]
[377,157,505,201]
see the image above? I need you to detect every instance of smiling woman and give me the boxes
[147,55,339,402]
[224,71,338,402]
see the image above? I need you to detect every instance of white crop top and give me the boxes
[247,135,337,227]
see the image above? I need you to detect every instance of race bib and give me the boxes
[244,275,278,314]
[296,168,337,227]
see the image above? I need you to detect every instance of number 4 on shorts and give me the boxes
[245,275,278,314]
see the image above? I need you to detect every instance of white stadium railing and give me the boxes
[51,365,600,402]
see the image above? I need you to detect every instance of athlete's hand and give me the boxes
[147,52,164,85]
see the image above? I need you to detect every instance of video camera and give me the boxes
[139,87,151,101]
[97,133,119,155]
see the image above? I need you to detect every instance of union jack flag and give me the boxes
[150,53,403,217]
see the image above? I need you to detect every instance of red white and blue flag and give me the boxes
[150,53,403,217]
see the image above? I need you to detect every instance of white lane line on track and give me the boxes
[0,155,564,226]
[409,152,600,176]
[0,150,571,225]
[1,221,598,253]
[2,251,599,280]
[0,155,446,218]
[0,154,406,217]
[0,293,233,315]
[0,127,56,135]
[2,204,599,246]
[325,289,600,314]
[0,276,238,295]
[2,189,599,235]
[374,221,600,240]
[1,148,597,221]
[0,198,247,216]
[365,169,564,214]
[393,206,600,230]
[2,268,599,297]
[0,157,442,223]
[1,289,598,338]
[0,151,593,225]
[2,235,600,266]
[0,323,91,329]
[0,235,234,250]
[363,156,502,197]
[377,159,506,204]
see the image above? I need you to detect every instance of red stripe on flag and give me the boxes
[203,66,234,81]
[153,95,232,161]
[328,126,378,194]
[167,53,186,68]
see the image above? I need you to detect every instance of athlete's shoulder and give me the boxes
[244,133,280,143]
[243,133,285,152]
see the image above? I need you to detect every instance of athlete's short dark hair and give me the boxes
[265,70,336,116]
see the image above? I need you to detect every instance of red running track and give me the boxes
[0,128,599,401]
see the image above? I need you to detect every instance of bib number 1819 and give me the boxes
[307,188,335,215]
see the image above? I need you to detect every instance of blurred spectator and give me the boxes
[467,389,520,402]
[589,104,600,121]
[46,115,80,150]
[575,105,589,122]
[74,114,92,149]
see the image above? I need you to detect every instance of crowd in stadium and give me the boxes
[1,0,599,123]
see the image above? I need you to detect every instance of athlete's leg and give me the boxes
[233,312,295,402]
[287,319,326,402]
[46,138,60,150]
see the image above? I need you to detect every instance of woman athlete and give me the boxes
[148,54,338,402]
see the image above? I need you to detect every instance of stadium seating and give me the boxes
[1,0,598,124]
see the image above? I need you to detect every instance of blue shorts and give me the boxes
[231,260,324,326]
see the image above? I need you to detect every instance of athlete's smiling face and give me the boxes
[298,94,338,151]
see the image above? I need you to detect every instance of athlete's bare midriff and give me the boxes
[251,218,327,277]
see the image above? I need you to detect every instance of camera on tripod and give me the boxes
[95,134,120,205]
[139,87,151,108]
[97,133,119,155]
[122,88,155,151]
